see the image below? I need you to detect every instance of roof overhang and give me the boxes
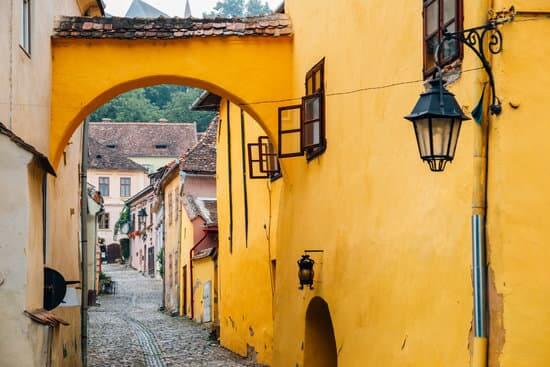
[190,91,221,111]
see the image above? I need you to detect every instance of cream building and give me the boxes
[0,1,103,366]
[88,121,198,255]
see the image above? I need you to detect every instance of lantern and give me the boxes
[297,254,315,290]
[405,78,470,172]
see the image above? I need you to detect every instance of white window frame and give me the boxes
[20,0,31,55]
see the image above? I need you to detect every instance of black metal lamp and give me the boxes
[297,255,315,290]
[405,78,470,172]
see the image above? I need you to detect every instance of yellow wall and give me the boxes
[48,3,550,367]
[486,7,550,366]
[217,101,281,365]
[50,37,293,166]
[163,171,181,313]
[179,211,194,317]
[191,257,216,323]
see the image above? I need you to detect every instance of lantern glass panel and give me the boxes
[431,117,454,157]
[449,118,462,157]
[413,118,431,158]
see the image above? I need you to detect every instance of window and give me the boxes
[120,177,131,197]
[20,0,31,55]
[278,59,326,160]
[248,136,281,179]
[106,144,117,149]
[423,0,463,77]
[99,177,110,197]
[155,144,168,149]
[98,213,110,229]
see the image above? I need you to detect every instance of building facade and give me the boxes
[88,122,197,253]
[43,2,550,367]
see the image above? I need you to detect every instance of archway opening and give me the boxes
[304,297,338,367]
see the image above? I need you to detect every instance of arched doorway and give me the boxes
[304,297,337,367]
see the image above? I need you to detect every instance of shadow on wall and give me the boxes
[304,297,337,367]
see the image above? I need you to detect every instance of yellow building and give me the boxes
[177,118,218,322]
[214,98,282,365]
[158,161,182,314]
[47,2,550,367]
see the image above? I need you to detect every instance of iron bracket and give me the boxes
[436,10,515,115]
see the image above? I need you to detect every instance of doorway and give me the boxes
[304,297,337,367]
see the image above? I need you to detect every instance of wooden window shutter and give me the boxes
[258,136,280,175]
[302,93,324,150]
[247,141,270,179]
[278,104,304,158]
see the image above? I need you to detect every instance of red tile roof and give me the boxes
[89,121,197,158]
[53,14,292,39]
[180,117,217,175]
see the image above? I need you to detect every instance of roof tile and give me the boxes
[53,15,292,40]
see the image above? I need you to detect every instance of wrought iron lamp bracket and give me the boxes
[435,16,513,116]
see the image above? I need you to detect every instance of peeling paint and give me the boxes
[488,267,505,367]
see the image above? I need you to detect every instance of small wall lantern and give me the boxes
[405,78,470,172]
[297,254,315,290]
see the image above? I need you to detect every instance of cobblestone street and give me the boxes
[89,264,259,367]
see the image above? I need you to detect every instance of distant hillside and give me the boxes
[90,85,216,132]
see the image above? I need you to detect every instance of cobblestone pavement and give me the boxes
[89,264,259,367]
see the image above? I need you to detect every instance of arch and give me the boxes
[50,36,293,166]
[304,297,338,367]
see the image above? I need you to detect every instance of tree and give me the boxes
[90,86,215,131]
[204,0,271,17]
[204,0,244,18]
[90,89,161,122]
[164,89,216,131]
[245,0,270,16]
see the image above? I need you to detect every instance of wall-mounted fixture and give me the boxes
[297,254,315,290]
[405,14,513,172]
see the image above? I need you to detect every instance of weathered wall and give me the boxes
[179,175,216,318]
[191,257,216,323]
[163,172,181,313]
[217,101,280,365]
[0,136,49,367]
[271,0,485,366]
[0,1,89,366]
[47,126,84,367]
[486,5,550,366]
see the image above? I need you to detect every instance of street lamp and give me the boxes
[405,78,470,172]
[297,254,315,290]
[405,16,512,172]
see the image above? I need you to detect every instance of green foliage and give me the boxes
[204,0,271,17]
[245,0,271,16]
[91,89,161,122]
[114,205,131,236]
[90,85,216,132]
[164,89,215,132]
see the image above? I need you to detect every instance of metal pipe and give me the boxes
[80,118,90,367]
[189,232,209,320]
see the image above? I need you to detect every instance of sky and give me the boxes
[103,0,283,17]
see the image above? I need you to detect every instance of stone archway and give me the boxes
[50,15,293,166]
[304,297,337,367]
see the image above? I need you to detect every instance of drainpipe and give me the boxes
[80,118,90,367]
[189,231,209,320]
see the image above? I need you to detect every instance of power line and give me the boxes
[239,66,485,107]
